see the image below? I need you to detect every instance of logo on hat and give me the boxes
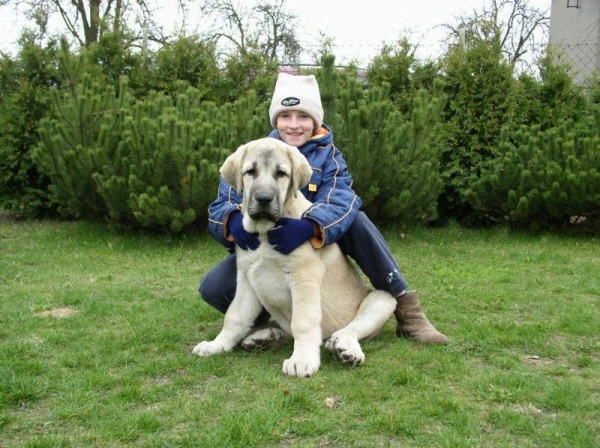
[281,97,300,107]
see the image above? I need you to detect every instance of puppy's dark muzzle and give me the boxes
[255,191,274,207]
[248,191,280,221]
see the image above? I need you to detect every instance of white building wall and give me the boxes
[549,0,600,84]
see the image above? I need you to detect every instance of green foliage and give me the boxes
[0,33,60,217]
[94,89,271,231]
[33,63,270,231]
[142,35,221,100]
[367,39,416,114]
[367,39,442,116]
[216,49,279,103]
[2,26,600,232]
[311,53,341,122]
[513,51,587,129]
[34,75,131,218]
[584,72,600,109]
[319,57,446,225]
[440,37,517,222]
[84,31,145,85]
[467,114,600,230]
[367,39,416,111]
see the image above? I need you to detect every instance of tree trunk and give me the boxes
[84,0,101,46]
[114,0,122,33]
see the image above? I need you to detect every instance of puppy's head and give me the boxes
[220,138,312,233]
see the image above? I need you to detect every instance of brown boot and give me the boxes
[395,291,448,344]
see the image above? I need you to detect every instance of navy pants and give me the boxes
[198,212,408,314]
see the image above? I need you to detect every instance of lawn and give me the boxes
[1,220,598,447]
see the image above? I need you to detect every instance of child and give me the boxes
[200,73,448,344]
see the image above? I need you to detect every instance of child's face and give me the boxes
[276,110,315,147]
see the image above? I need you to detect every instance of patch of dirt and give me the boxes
[521,355,553,366]
[26,336,45,345]
[324,396,342,409]
[35,307,79,318]
[510,403,544,415]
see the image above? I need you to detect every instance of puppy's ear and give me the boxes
[220,144,247,193]
[286,144,312,197]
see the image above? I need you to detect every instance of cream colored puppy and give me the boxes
[192,138,396,378]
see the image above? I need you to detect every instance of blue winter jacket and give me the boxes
[207,125,362,250]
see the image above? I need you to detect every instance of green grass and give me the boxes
[1,220,598,447]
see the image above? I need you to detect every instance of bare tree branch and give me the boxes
[444,0,549,73]
[0,0,193,48]
[54,0,85,46]
[201,0,300,63]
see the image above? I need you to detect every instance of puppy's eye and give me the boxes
[245,168,256,177]
[276,170,287,178]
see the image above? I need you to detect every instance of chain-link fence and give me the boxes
[550,20,600,84]
[555,42,600,83]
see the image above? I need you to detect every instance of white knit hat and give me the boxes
[269,73,324,128]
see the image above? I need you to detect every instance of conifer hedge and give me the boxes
[34,75,130,219]
[94,89,270,231]
[3,32,600,232]
[328,75,446,224]
[467,112,600,230]
[34,75,271,231]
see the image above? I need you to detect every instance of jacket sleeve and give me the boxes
[207,177,242,249]
[303,145,362,246]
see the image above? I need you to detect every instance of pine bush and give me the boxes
[467,113,600,230]
[33,75,130,219]
[322,58,446,225]
[94,88,270,231]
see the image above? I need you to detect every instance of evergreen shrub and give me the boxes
[467,113,600,230]
[142,36,220,100]
[4,30,600,233]
[513,51,587,130]
[34,75,130,219]
[440,37,516,222]
[319,57,446,225]
[94,89,271,231]
[0,34,60,217]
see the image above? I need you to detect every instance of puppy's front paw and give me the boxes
[282,355,320,378]
[325,332,365,367]
[192,340,225,357]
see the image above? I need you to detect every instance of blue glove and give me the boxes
[267,218,316,255]
[228,211,260,251]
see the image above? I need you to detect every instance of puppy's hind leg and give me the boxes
[241,323,289,350]
[325,291,396,366]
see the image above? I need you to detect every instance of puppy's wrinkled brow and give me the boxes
[258,150,274,165]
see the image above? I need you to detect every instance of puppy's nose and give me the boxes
[255,192,274,206]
